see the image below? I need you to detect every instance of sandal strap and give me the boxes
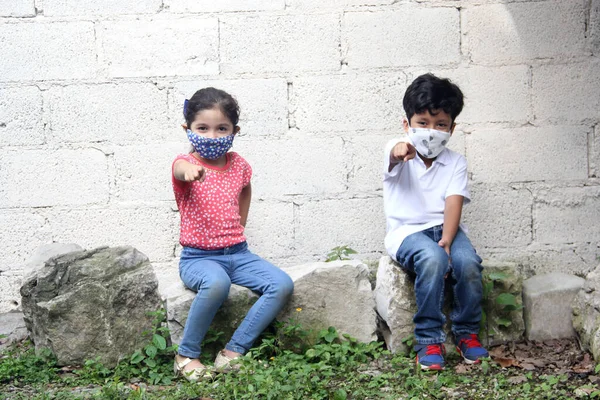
[175,357,193,370]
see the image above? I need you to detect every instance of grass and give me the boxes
[1,321,599,400]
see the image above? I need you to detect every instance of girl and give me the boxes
[171,87,294,382]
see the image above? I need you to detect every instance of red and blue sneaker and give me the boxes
[414,343,446,371]
[455,334,489,364]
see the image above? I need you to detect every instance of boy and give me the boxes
[383,73,488,370]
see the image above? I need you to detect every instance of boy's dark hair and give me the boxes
[403,73,464,123]
[184,87,240,127]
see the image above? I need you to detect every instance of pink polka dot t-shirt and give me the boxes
[172,152,252,250]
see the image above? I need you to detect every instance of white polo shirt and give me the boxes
[383,138,471,261]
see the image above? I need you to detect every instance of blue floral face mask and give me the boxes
[187,129,234,160]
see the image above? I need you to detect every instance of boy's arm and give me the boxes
[173,159,205,182]
[439,195,464,255]
[239,183,252,227]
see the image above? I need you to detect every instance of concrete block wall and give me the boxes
[1,0,599,312]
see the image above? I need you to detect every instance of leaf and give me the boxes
[508,375,528,384]
[496,293,519,307]
[333,389,348,400]
[481,359,490,374]
[493,356,519,368]
[144,358,156,368]
[145,345,157,358]
[152,334,167,351]
[130,351,144,364]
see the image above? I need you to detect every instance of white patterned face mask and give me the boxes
[407,126,451,159]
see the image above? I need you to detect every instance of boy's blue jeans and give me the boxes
[178,242,294,358]
[395,226,483,345]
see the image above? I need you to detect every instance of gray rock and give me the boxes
[0,311,28,351]
[23,243,83,279]
[279,260,377,343]
[572,264,600,360]
[374,256,416,354]
[523,272,584,341]
[20,246,162,367]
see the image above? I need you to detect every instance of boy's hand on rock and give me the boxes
[184,164,206,182]
[391,142,416,163]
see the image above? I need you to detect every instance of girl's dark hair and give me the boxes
[403,73,464,123]
[184,87,240,127]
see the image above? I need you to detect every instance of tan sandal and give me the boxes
[174,357,212,382]
[214,350,242,372]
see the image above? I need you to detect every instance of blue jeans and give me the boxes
[395,226,483,345]
[178,242,293,358]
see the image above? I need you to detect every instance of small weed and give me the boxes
[325,245,358,262]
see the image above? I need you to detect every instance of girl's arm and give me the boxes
[239,183,252,227]
[439,195,464,255]
[173,159,205,182]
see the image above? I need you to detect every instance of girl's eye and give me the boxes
[219,127,228,131]
[197,126,207,130]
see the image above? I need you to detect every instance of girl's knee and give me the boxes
[270,274,294,300]
[202,277,232,300]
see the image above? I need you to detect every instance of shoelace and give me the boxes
[425,344,443,355]
[459,334,482,348]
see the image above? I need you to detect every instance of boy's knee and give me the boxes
[418,250,449,279]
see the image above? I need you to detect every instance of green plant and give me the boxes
[325,245,357,262]
[480,271,523,342]
[0,341,59,385]
[123,309,177,385]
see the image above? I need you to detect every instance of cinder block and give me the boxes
[533,186,600,244]
[0,275,22,313]
[532,61,600,123]
[467,126,588,182]
[0,22,96,82]
[287,0,393,8]
[166,0,284,12]
[0,0,35,16]
[171,79,288,137]
[43,0,161,16]
[235,137,347,198]
[46,206,179,262]
[244,200,295,260]
[419,65,530,124]
[343,7,460,69]
[0,149,109,208]
[0,211,51,267]
[462,183,532,249]
[46,83,170,145]
[590,0,600,55]
[523,273,585,340]
[113,143,189,202]
[99,18,219,78]
[291,73,405,133]
[294,197,385,256]
[0,86,44,146]
[220,14,340,74]
[463,1,587,64]
[347,133,397,193]
[591,126,599,178]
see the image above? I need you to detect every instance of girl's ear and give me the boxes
[233,126,240,135]
[181,123,188,132]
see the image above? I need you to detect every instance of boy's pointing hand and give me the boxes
[391,142,417,163]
